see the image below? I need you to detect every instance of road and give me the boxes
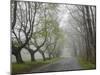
[30,57,82,73]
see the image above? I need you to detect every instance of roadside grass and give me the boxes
[12,57,61,74]
[79,58,96,70]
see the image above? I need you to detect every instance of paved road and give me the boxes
[30,57,82,73]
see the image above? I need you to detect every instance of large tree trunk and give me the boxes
[48,53,52,59]
[12,47,24,63]
[42,53,46,61]
[15,51,23,63]
[25,47,36,61]
[30,52,35,61]
[39,50,46,61]
[41,52,46,61]
[30,51,36,61]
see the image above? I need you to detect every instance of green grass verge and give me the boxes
[79,58,96,69]
[12,57,60,74]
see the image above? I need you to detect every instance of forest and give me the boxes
[11,1,96,74]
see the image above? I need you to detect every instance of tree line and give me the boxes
[11,1,64,63]
[66,5,96,64]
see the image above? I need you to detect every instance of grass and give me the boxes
[12,57,60,74]
[79,58,96,70]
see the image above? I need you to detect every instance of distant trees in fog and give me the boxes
[66,5,96,64]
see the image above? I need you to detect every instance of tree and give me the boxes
[11,1,37,63]
[25,3,62,61]
[66,5,96,64]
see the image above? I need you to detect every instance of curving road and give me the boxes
[30,57,82,73]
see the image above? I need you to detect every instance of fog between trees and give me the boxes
[11,1,96,64]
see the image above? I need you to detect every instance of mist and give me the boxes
[11,1,96,74]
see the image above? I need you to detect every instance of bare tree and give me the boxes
[11,1,37,63]
[66,5,96,64]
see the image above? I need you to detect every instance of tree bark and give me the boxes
[15,51,23,63]
[12,47,24,63]
[25,47,36,61]
[30,52,35,61]
[49,53,52,59]
[39,50,46,61]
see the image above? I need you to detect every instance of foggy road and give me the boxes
[30,57,82,73]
